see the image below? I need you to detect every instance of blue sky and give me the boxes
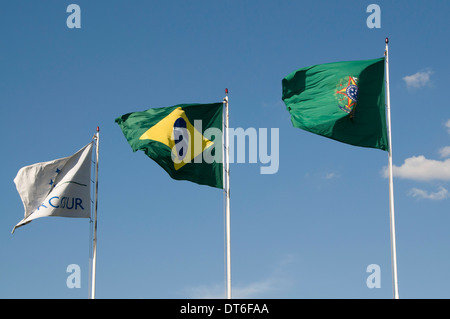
[1,0,450,299]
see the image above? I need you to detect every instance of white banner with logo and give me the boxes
[12,143,93,233]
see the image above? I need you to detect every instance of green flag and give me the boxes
[115,102,223,188]
[282,57,388,151]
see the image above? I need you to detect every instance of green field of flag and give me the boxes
[282,57,388,151]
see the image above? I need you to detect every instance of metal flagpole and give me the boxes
[91,126,100,299]
[223,89,232,299]
[385,37,399,299]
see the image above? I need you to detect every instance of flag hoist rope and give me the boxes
[224,89,231,299]
[91,127,100,299]
[385,38,399,299]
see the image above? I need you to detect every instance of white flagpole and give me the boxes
[223,89,232,299]
[385,38,399,299]
[91,126,100,299]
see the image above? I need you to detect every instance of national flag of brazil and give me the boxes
[115,103,223,188]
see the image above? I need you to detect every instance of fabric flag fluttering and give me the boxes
[281,45,399,298]
[12,143,93,233]
[115,97,232,298]
[115,102,223,188]
[282,57,388,151]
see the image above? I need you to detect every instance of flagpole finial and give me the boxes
[225,88,228,96]
[385,37,389,44]
[97,126,100,132]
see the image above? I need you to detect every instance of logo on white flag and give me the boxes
[12,143,93,233]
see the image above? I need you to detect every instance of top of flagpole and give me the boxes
[385,37,389,44]
[224,88,229,103]
[97,126,100,132]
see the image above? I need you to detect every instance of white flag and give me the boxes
[12,143,93,233]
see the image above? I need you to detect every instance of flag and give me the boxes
[282,57,388,151]
[12,143,93,233]
[115,102,223,188]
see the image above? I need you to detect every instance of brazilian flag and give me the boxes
[282,57,388,151]
[115,102,223,188]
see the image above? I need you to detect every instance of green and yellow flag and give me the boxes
[282,57,388,151]
[115,102,223,188]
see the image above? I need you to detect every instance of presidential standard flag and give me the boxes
[115,102,223,188]
[282,57,388,151]
[12,143,93,233]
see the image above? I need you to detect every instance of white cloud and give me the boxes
[382,155,450,181]
[233,278,283,298]
[183,277,284,299]
[182,283,226,299]
[382,120,450,198]
[325,172,339,179]
[182,255,295,298]
[409,186,449,200]
[185,277,287,299]
[439,146,450,158]
[403,70,432,89]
